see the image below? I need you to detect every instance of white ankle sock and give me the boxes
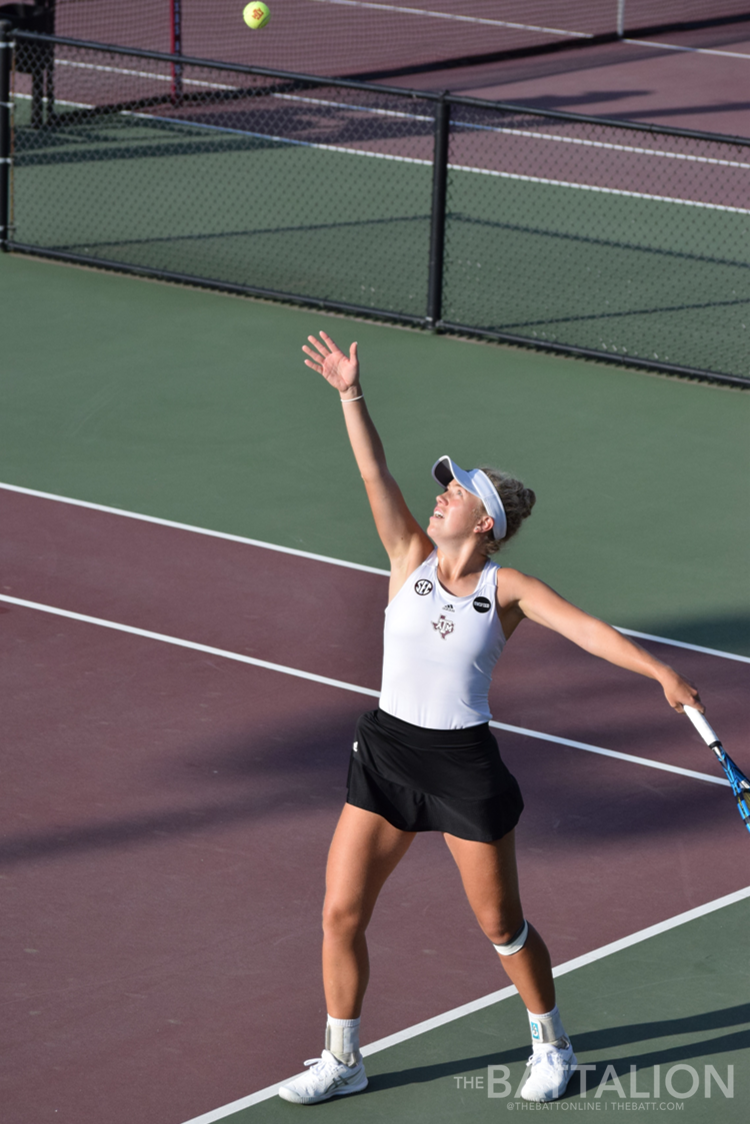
[325,1015,361,1066]
[527,1005,569,1048]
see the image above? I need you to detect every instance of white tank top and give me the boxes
[379,551,506,729]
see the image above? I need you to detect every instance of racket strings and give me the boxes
[734,791,750,833]
[714,746,750,835]
[688,716,750,838]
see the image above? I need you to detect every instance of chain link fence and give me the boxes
[19,2,750,83]
[2,28,749,386]
[441,103,750,382]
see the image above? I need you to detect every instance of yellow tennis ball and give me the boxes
[243,2,270,29]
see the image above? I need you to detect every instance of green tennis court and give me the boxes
[12,107,434,314]
[443,175,750,372]
[11,97,750,376]
[203,891,750,1123]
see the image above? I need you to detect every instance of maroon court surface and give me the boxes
[408,23,750,139]
[2,487,749,1124]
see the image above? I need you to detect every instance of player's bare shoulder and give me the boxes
[495,566,528,603]
[495,567,529,639]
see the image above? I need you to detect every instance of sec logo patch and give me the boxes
[415,579,433,596]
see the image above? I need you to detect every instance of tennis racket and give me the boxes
[685,706,750,836]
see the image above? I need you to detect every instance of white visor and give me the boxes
[431,456,507,541]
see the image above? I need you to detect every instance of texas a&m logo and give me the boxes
[432,615,455,640]
[414,579,433,596]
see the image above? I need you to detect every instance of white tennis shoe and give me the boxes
[520,1040,577,1102]
[278,1049,368,1104]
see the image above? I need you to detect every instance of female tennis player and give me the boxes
[279,330,703,1106]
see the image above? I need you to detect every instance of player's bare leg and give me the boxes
[279,805,414,1105]
[323,803,415,1018]
[445,829,577,1102]
[444,830,554,1010]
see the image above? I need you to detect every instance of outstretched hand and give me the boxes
[661,668,704,714]
[302,331,359,395]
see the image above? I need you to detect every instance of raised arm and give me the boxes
[303,331,432,585]
[497,568,703,713]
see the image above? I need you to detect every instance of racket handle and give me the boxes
[684,705,721,748]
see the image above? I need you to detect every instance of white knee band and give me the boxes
[493,919,529,956]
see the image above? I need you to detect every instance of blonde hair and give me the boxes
[476,467,536,556]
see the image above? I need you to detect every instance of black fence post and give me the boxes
[426,93,450,330]
[171,0,183,107]
[0,21,11,252]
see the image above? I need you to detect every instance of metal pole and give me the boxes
[31,59,43,128]
[171,0,183,106]
[46,0,56,121]
[426,94,450,330]
[617,0,626,38]
[0,22,11,252]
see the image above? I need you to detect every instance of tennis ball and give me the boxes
[243,2,270,29]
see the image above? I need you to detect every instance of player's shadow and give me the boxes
[494,89,651,113]
[357,1002,750,1098]
[561,1003,750,1096]
[0,713,358,866]
[574,1003,750,1049]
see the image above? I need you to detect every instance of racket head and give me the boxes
[685,707,750,836]
[718,749,750,833]
[735,792,750,833]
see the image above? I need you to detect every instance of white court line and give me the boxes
[488,719,728,786]
[0,593,380,698]
[307,0,590,39]
[452,122,750,170]
[0,482,387,575]
[47,100,750,211]
[40,64,748,169]
[55,57,237,93]
[140,115,433,166]
[273,91,434,125]
[616,626,750,664]
[626,38,750,61]
[0,592,731,789]
[255,95,750,170]
[180,884,750,1121]
[450,162,750,214]
[14,85,750,208]
[15,92,93,111]
[2,482,748,664]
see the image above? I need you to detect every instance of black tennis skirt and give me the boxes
[346,709,523,842]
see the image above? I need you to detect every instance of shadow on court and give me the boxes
[562,1030,750,1095]
[0,706,743,869]
[0,713,353,866]
[360,1005,750,1096]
